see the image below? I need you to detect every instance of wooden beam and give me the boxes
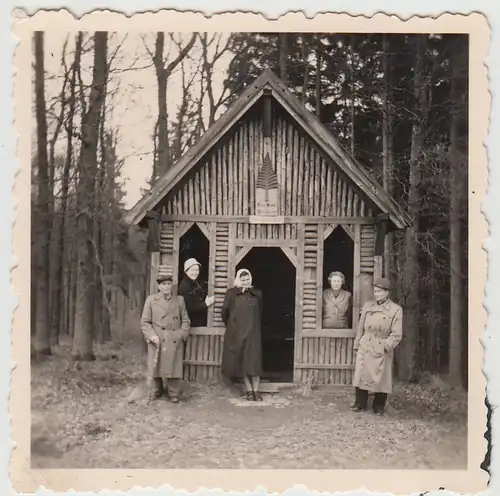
[316,224,325,326]
[375,213,389,256]
[160,214,376,224]
[184,360,220,367]
[294,363,355,370]
[195,221,210,241]
[352,224,361,332]
[147,218,160,252]
[323,223,338,240]
[342,224,355,241]
[280,246,298,268]
[236,238,298,248]
[302,329,357,338]
[188,327,226,336]
[235,246,252,266]
[228,223,237,286]
[149,252,160,295]
[263,89,272,138]
[207,222,217,326]
[293,223,305,383]
[178,221,194,239]
[374,255,383,280]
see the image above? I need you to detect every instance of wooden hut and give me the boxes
[125,70,411,386]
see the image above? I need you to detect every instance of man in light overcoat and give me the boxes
[141,273,191,402]
[351,277,403,415]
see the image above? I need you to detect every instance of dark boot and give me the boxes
[373,393,388,415]
[166,378,181,403]
[252,391,263,402]
[350,388,368,411]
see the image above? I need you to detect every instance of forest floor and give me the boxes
[31,336,468,470]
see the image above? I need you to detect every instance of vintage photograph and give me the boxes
[15,11,487,492]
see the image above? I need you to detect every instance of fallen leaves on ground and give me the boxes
[31,338,467,470]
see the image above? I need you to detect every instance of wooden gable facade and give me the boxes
[126,70,411,386]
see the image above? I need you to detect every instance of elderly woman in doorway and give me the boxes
[351,277,403,415]
[177,258,215,327]
[322,271,352,329]
[221,268,264,401]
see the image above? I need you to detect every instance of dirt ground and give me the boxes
[31,337,468,470]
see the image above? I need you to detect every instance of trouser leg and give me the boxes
[351,387,368,411]
[242,376,252,392]
[373,392,388,413]
[166,378,181,399]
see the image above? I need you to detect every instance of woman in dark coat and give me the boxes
[221,268,264,401]
[177,258,215,327]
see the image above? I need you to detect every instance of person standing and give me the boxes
[141,273,191,403]
[177,258,215,327]
[351,277,403,415]
[221,269,264,401]
[322,271,352,329]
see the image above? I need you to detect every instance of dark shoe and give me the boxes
[245,391,254,401]
[253,391,263,401]
[373,408,384,416]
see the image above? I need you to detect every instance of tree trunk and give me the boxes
[399,35,428,382]
[382,34,395,281]
[72,32,108,360]
[154,32,169,180]
[33,31,51,357]
[448,36,464,386]
[52,32,81,341]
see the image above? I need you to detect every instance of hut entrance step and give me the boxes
[236,246,296,383]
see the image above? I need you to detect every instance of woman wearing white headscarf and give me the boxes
[221,268,264,401]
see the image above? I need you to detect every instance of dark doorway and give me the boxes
[236,247,296,382]
[322,226,354,294]
[178,224,210,324]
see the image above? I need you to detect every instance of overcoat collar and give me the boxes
[153,292,175,315]
[368,298,393,313]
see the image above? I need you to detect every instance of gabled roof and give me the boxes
[124,69,412,229]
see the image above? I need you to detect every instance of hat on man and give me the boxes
[374,277,391,290]
[156,274,173,284]
[184,258,201,273]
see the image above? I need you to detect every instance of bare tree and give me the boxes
[381,34,395,280]
[72,31,108,360]
[33,31,51,358]
[399,35,429,382]
[199,32,231,127]
[448,35,466,385]
[147,32,197,181]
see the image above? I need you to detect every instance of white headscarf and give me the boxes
[233,268,253,288]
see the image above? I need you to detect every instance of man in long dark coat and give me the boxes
[221,269,263,401]
[141,273,190,402]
